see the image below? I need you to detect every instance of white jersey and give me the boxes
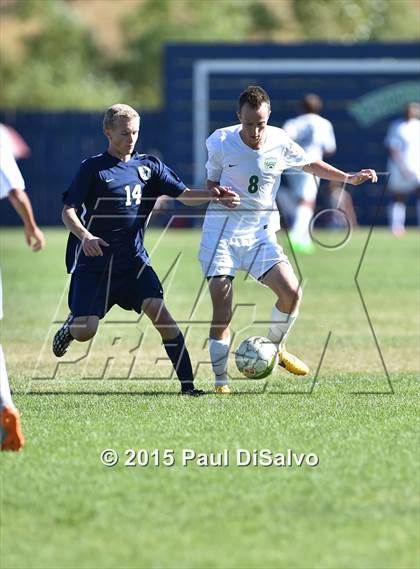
[204,124,308,238]
[385,118,420,186]
[0,132,25,200]
[282,113,336,162]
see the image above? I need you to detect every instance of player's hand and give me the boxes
[347,169,378,185]
[82,235,109,257]
[214,186,241,208]
[24,225,46,252]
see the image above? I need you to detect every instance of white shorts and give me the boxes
[288,168,320,202]
[199,232,289,280]
[388,165,420,194]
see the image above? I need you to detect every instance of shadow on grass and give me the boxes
[18,390,271,396]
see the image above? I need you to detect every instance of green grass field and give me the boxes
[1,227,419,569]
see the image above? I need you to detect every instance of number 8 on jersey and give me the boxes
[248,175,259,193]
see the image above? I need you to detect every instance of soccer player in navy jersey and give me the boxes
[52,104,239,396]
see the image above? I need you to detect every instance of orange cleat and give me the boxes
[0,406,25,451]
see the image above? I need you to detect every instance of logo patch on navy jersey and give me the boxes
[264,157,277,170]
[138,166,152,182]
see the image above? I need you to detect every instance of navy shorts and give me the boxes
[68,263,164,319]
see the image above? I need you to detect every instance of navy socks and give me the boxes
[163,333,194,392]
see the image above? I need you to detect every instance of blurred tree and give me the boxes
[0,0,131,109]
[113,0,420,107]
[0,0,418,110]
[112,0,281,107]
[292,0,420,41]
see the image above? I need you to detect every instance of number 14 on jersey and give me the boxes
[125,184,142,206]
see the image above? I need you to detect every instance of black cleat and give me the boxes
[52,314,74,357]
[181,388,206,397]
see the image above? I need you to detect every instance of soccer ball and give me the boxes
[235,336,278,379]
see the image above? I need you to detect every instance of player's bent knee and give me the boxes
[297,290,303,311]
[289,283,302,304]
[280,284,302,313]
[291,286,302,311]
[71,316,99,342]
[143,298,180,339]
[142,298,169,324]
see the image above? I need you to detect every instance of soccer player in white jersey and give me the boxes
[283,93,336,253]
[0,127,45,450]
[384,102,420,237]
[200,86,377,394]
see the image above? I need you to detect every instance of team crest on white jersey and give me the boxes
[138,165,152,181]
[264,157,277,170]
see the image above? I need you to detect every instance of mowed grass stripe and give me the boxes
[1,228,418,569]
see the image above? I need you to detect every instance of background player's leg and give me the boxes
[0,344,25,451]
[0,345,13,410]
[0,270,24,451]
[388,192,407,237]
[208,277,233,390]
[291,198,314,245]
[290,173,319,253]
[142,298,202,394]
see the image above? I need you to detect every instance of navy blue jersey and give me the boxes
[63,152,186,273]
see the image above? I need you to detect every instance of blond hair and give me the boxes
[103,104,140,130]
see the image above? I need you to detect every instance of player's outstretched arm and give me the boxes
[177,182,240,208]
[303,160,377,186]
[7,188,45,251]
[62,205,109,257]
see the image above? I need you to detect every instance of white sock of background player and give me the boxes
[388,202,406,234]
[291,204,313,245]
[0,344,14,410]
[267,306,298,352]
[209,336,230,386]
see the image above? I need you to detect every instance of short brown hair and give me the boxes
[301,94,322,114]
[237,85,271,113]
[405,102,420,119]
[103,104,140,130]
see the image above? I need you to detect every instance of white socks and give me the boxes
[0,344,14,409]
[291,204,313,245]
[209,307,298,386]
[267,306,298,349]
[388,202,406,234]
[209,336,230,386]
